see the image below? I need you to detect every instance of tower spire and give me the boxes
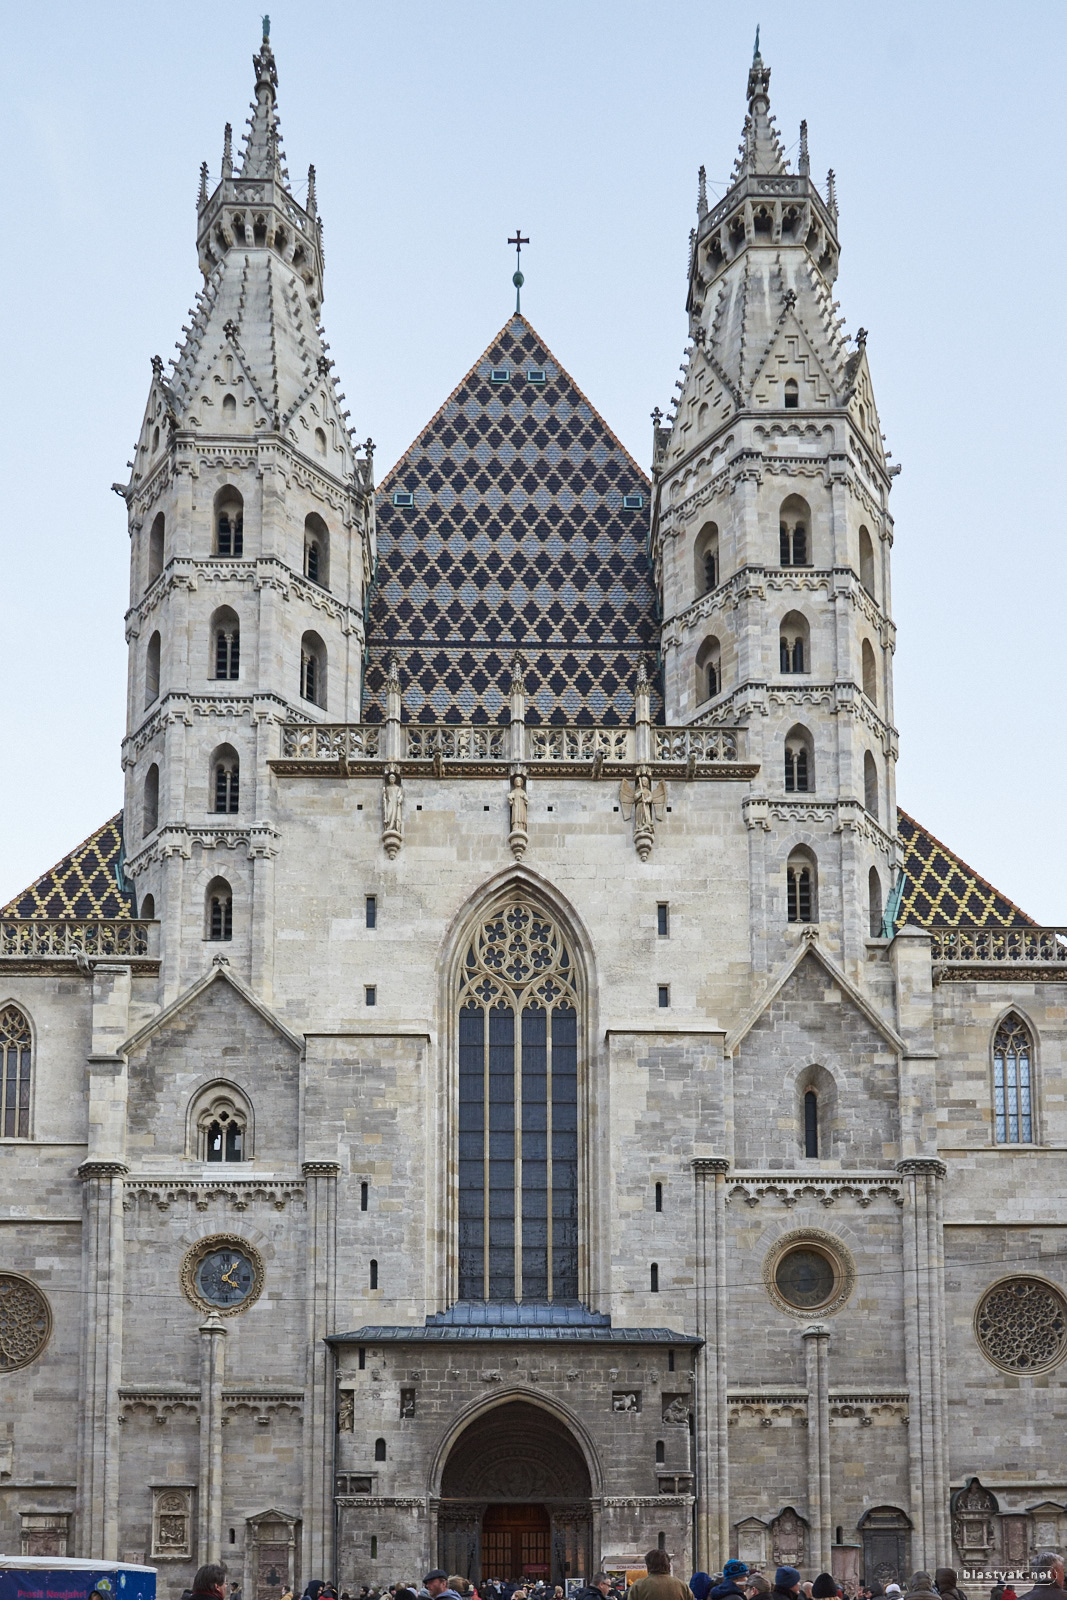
[734,29,788,177]
[239,17,282,180]
[697,165,708,220]
[221,122,233,180]
[798,119,809,176]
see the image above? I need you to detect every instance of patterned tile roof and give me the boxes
[1,814,136,919]
[896,808,1035,929]
[363,315,660,725]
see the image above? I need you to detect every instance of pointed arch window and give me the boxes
[212,608,240,681]
[779,494,811,566]
[206,878,233,942]
[211,746,240,814]
[0,1006,32,1138]
[215,489,244,557]
[458,897,580,1304]
[994,1014,1033,1144]
[787,849,817,924]
[785,726,813,793]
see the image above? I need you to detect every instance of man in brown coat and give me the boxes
[626,1551,694,1600]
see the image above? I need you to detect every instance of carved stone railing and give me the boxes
[277,722,748,772]
[931,926,1067,978]
[0,920,154,959]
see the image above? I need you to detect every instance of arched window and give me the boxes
[803,1090,818,1157]
[697,402,709,431]
[206,877,233,942]
[189,1081,252,1161]
[214,488,244,557]
[374,1438,386,1461]
[212,607,240,681]
[787,848,817,924]
[868,867,883,938]
[300,631,327,707]
[779,612,810,674]
[864,751,879,819]
[862,638,878,703]
[140,893,155,920]
[458,895,580,1303]
[211,745,240,814]
[0,1005,32,1138]
[784,725,813,793]
[994,1013,1034,1144]
[304,514,330,590]
[314,427,327,456]
[148,513,165,586]
[859,526,876,598]
[696,635,722,703]
[222,393,237,423]
[145,632,161,707]
[779,494,811,566]
[784,377,800,410]
[143,763,159,837]
[694,521,719,596]
[655,1440,665,1464]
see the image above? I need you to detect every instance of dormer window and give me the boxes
[490,368,511,383]
[526,368,546,384]
[392,491,414,508]
[623,494,645,510]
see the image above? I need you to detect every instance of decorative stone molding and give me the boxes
[895,1158,947,1179]
[829,1392,908,1426]
[727,1172,903,1208]
[762,1227,857,1318]
[728,1390,807,1427]
[600,1496,693,1509]
[973,1275,1067,1376]
[125,822,282,873]
[301,1161,341,1177]
[118,1389,200,1425]
[124,1177,304,1212]
[334,1496,425,1510]
[692,1158,732,1175]
[78,1160,130,1181]
[222,1390,303,1424]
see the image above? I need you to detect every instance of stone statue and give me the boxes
[381,770,403,859]
[620,769,667,861]
[508,773,528,859]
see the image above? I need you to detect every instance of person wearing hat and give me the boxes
[812,1580,839,1600]
[424,1575,463,1600]
[772,1570,802,1600]
[690,1579,713,1600]
[712,1564,750,1600]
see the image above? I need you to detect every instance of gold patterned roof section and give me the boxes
[896,808,1035,929]
[1,814,136,919]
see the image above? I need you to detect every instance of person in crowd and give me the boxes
[1003,1587,1017,1600]
[771,1570,801,1600]
[626,1550,694,1600]
[577,1575,614,1600]
[192,1568,228,1600]
[711,1562,749,1600]
[746,1579,770,1600]
[802,1586,813,1598]
[303,1584,325,1600]
[812,1580,839,1600]
[903,1576,938,1600]
[691,1579,713,1600]
[934,1571,966,1600]
[885,1587,902,1598]
[1018,1554,1065,1600]
[424,1574,464,1600]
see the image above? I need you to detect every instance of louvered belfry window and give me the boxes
[0,1006,32,1138]
[458,899,579,1304]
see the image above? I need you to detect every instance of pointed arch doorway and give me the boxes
[436,1400,594,1584]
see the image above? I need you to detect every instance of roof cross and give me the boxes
[508,230,530,314]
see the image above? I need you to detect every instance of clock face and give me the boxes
[195,1247,257,1308]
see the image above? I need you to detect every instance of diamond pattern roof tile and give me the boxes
[364,316,659,725]
[896,808,1035,929]
[1,814,136,920]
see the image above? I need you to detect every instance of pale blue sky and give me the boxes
[1,2,1064,916]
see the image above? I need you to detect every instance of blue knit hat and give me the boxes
[723,1566,749,1582]
[775,1573,801,1592]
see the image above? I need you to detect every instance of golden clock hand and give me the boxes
[221,1262,239,1288]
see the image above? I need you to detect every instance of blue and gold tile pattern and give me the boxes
[1,814,136,919]
[897,808,1034,929]
[363,317,660,724]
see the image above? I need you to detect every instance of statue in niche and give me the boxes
[508,773,528,859]
[382,769,403,858]
[620,768,666,861]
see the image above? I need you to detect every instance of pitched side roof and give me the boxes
[896,808,1035,929]
[1,814,136,920]
[363,315,660,726]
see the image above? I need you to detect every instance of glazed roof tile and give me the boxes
[896,808,1035,929]
[1,813,136,919]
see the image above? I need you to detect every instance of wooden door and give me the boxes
[481,1504,551,1581]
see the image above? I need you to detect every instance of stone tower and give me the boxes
[116,21,375,1004]
[650,36,898,973]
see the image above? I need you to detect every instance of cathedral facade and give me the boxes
[2,26,1065,1598]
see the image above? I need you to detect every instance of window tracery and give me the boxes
[993,1013,1033,1144]
[192,1084,250,1161]
[458,896,580,1304]
[0,1006,32,1139]
[974,1277,1067,1374]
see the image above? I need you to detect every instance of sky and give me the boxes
[1,1,1065,917]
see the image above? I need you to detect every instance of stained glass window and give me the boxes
[458,899,579,1303]
[0,1006,32,1139]
[994,1013,1033,1144]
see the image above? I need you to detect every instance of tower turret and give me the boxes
[651,39,898,973]
[116,21,375,1003]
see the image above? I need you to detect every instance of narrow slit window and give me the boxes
[360,1181,369,1211]
[657,903,669,937]
[655,1440,665,1464]
[658,985,670,1008]
[804,1090,818,1158]
[654,1181,663,1212]
[369,1259,378,1290]
[365,986,376,1007]
[650,1262,659,1292]
[374,1437,386,1461]
[365,895,377,929]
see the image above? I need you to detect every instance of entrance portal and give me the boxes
[437,1401,594,1584]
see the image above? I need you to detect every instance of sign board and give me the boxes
[0,1564,155,1600]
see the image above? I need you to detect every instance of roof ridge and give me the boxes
[897,806,1037,927]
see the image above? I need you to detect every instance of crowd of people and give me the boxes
[178,1544,1066,1600]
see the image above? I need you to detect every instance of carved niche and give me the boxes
[951,1478,999,1559]
[152,1487,193,1560]
[770,1507,807,1568]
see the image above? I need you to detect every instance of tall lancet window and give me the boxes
[993,1013,1033,1144]
[458,898,579,1305]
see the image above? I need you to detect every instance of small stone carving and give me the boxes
[612,1390,640,1412]
[508,774,528,859]
[662,1394,690,1425]
[620,769,666,861]
[399,1387,416,1418]
[381,769,403,859]
[338,1391,354,1431]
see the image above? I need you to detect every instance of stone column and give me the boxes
[302,1162,340,1583]
[197,1314,228,1564]
[692,1158,730,1573]
[897,1158,948,1567]
[76,1159,128,1558]
[803,1324,832,1574]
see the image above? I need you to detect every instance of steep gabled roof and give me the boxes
[1,814,136,919]
[363,315,660,726]
[896,808,1036,929]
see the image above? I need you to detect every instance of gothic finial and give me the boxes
[826,168,838,219]
[510,650,527,691]
[856,328,868,347]
[197,161,209,207]
[262,13,270,39]
[636,656,649,688]
[221,122,233,179]
[798,119,809,176]
[697,165,708,221]
[307,163,317,217]
[753,24,761,61]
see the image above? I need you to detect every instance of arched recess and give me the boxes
[787,845,818,924]
[435,870,600,1315]
[779,611,810,675]
[300,630,327,707]
[694,521,720,598]
[147,513,165,587]
[145,632,161,707]
[793,1063,838,1161]
[186,1078,254,1161]
[784,724,814,793]
[779,493,811,566]
[0,1003,33,1139]
[210,743,240,814]
[991,1009,1036,1145]
[211,607,240,681]
[142,763,160,837]
[859,526,876,598]
[696,634,722,703]
[304,513,330,589]
[864,750,879,820]
[868,866,884,938]
[430,1389,603,1500]
[862,638,878,703]
[214,486,244,556]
